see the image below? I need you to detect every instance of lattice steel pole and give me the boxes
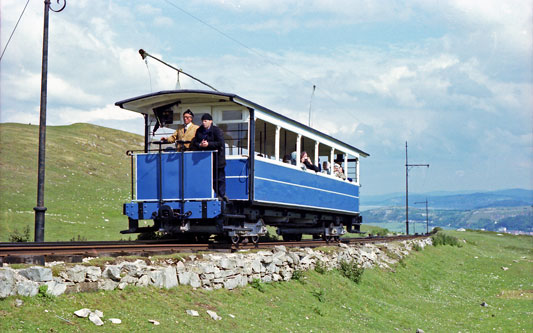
[405,141,429,235]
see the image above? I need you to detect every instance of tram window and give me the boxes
[254,119,276,158]
[318,144,333,174]
[333,149,347,179]
[218,122,248,156]
[347,154,358,183]
[301,136,317,166]
[279,128,298,163]
[221,110,243,121]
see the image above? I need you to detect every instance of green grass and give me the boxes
[1,230,531,332]
[0,123,143,241]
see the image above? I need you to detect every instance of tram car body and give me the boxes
[116,90,369,242]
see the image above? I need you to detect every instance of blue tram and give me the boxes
[115,90,369,243]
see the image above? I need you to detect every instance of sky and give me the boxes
[1,0,532,196]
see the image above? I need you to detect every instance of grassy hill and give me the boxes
[0,123,143,242]
[1,230,531,332]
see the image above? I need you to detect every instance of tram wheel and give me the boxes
[231,235,240,245]
[250,235,259,244]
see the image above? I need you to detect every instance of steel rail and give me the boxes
[0,235,429,264]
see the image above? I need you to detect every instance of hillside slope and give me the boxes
[1,231,531,332]
[0,123,143,241]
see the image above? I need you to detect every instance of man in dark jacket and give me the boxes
[192,113,227,201]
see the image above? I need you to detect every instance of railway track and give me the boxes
[0,234,428,266]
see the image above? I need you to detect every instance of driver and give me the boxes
[161,109,199,151]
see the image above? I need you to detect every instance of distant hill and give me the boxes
[361,205,532,233]
[0,123,143,241]
[362,189,533,210]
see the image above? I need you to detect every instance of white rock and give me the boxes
[74,308,91,318]
[228,314,235,318]
[103,265,121,281]
[219,258,237,270]
[176,261,186,272]
[223,277,240,290]
[109,318,121,324]
[501,266,509,271]
[136,275,150,287]
[273,245,287,253]
[0,268,16,298]
[89,312,104,326]
[149,270,164,287]
[65,265,87,283]
[16,280,39,297]
[206,310,221,320]
[148,319,160,325]
[178,271,191,285]
[161,266,178,289]
[45,281,67,296]
[198,262,216,274]
[19,267,52,282]
[86,266,102,282]
[120,275,138,285]
[186,309,199,317]
[94,310,104,318]
[98,279,118,291]
[189,273,201,288]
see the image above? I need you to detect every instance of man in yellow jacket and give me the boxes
[161,109,199,151]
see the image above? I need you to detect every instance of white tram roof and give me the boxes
[115,90,369,158]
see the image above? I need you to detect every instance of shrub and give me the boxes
[251,278,265,293]
[312,305,324,316]
[312,289,326,303]
[339,260,364,284]
[314,260,327,274]
[9,225,31,242]
[70,234,87,242]
[413,243,422,252]
[259,230,279,242]
[368,227,390,237]
[430,227,443,234]
[37,285,53,301]
[292,270,305,283]
[432,232,462,247]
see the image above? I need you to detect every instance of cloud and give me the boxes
[1,0,531,194]
[54,104,142,123]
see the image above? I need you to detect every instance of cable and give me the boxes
[143,58,153,92]
[0,0,31,62]
[163,0,361,125]
[164,0,316,87]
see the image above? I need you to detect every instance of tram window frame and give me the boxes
[218,122,249,156]
[318,143,333,175]
[254,119,277,159]
[346,154,359,183]
[279,128,298,164]
[301,136,319,170]
[212,107,249,156]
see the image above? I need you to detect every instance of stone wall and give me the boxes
[0,238,432,298]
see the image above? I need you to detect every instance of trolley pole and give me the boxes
[405,141,429,235]
[34,0,66,242]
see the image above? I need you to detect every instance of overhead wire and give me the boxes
[0,0,31,62]
[162,0,356,120]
